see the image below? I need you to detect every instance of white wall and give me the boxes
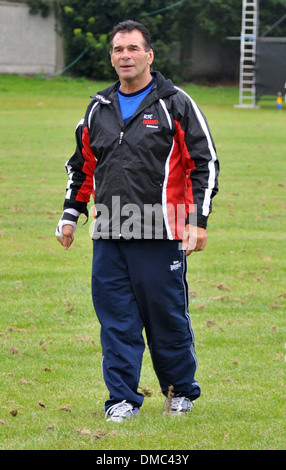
[0,1,64,74]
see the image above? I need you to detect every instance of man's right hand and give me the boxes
[57,224,74,250]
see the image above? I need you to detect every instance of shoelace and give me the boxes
[170,397,186,411]
[105,400,133,419]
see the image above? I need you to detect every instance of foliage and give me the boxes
[55,0,190,82]
[182,0,286,39]
[5,0,286,81]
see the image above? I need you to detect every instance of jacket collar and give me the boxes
[152,71,178,99]
[91,71,177,103]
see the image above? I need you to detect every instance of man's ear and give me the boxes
[110,51,114,68]
[148,48,154,66]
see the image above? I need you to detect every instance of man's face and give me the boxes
[110,30,154,84]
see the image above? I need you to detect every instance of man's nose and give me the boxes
[121,48,131,59]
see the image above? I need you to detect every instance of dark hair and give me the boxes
[110,20,152,52]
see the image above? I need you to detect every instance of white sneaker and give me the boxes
[163,396,194,415]
[105,400,140,422]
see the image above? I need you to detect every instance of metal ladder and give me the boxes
[236,0,259,107]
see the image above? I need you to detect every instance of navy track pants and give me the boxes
[91,239,201,411]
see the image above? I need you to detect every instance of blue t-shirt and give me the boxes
[117,78,155,125]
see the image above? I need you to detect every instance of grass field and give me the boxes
[0,74,285,450]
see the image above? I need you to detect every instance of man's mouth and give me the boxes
[120,64,134,70]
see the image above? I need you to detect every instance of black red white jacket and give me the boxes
[57,72,219,240]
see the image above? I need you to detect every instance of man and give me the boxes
[56,20,219,422]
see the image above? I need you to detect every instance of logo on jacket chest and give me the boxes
[143,114,159,128]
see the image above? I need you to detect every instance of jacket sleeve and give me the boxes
[175,90,219,229]
[56,105,97,237]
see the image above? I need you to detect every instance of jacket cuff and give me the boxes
[64,200,89,219]
[186,212,208,229]
[55,208,80,238]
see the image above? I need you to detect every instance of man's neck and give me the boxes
[119,73,153,94]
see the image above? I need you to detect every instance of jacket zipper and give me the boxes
[118,131,124,238]
[118,87,156,145]
[119,131,124,145]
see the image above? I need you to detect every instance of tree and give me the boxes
[56,0,186,81]
[57,0,286,81]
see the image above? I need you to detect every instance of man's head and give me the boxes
[110,20,152,53]
[110,20,154,91]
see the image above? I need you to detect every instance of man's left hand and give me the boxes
[182,225,207,256]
